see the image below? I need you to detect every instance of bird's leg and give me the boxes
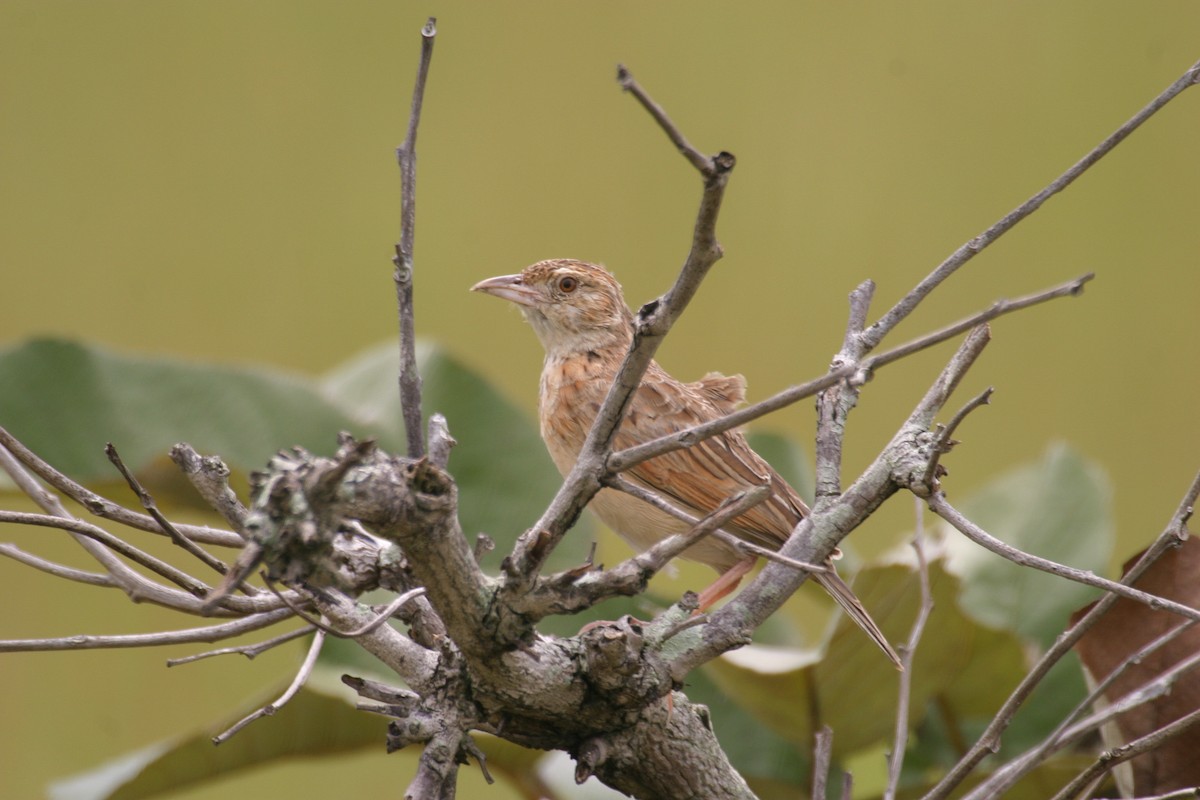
[695,556,756,611]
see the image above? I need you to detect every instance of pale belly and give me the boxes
[587,485,744,574]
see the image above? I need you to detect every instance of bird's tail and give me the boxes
[813,568,904,670]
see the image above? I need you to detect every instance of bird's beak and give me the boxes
[470,274,539,307]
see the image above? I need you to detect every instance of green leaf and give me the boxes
[0,336,588,572]
[0,337,356,481]
[47,683,382,800]
[940,442,1114,646]
[706,556,1027,760]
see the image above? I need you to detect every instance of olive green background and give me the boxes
[2,1,1199,797]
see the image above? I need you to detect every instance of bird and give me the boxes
[472,259,901,667]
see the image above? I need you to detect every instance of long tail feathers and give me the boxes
[814,568,904,670]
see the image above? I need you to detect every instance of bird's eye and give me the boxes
[558,276,578,293]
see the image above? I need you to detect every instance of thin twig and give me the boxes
[0,510,212,597]
[0,426,243,547]
[885,500,934,800]
[212,629,326,745]
[931,493,1200,624]
[0,543,114,587]
[860,57,1200,351]
[923,468,1200,800]
[813,725,834,800]
[261,575,426,639]
[1094,790,1200,800]
[921,387,994,487]
[617,64,711,175]
[609,274,1089,476]
[518,483,778,620]
[167,625,315,666]
[605,476,826,573]
[106,442,240,583]
[667,325,991,678]
[461,735,495,785]
[964,618,1200,798]
[814,280,877,506]
[393,16,437,459]
[337,588,428,638]
[0,607,295,652]
[1047,705,1200,800]
[507,66,736,584]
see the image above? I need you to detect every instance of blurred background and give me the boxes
[2,1,1198,797]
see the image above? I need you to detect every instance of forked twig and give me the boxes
[609,274,1089,477]
[507,64,736,585]
[106,442,241,584]
[167,625,315,666]
[861,58,1200,351]
[923,469,1200,800]
[212,629,326,745]
[931,494,1200,623]
[963,617,1200,797]
[1047,705,1200,800]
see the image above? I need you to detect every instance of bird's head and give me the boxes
[472,259,634,357]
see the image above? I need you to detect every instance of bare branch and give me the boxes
[213,629,326,745]
[1006,640,1200,791]
[962,620,1200,798]
[1047,705,1200,800]
[106,442,241,583]
[0,509,213,598]
[515,483,773,618]
[814,280,876,504]
[930,493,1200,624]
[0,608,296,653]
[0,426,243,548]
[261,577,426,640]
[812,725,834,800]
[923,468,1200,800]
[503,65,737,590]
[169,443,248,532]
[885,502,934,800]
[610,274,1088,477]
[0,543,114,587]
[861,57,1200,350]
[1094,791,1200,800]
[921,386,994,487]
[394,16,437,459]
[668,322,993,677]
[427,412,456,469]
[604,476,827,573]
[166,625,315,666]
[617,64,711,175]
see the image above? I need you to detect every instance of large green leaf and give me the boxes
[940,442,1114,646]
[47,681,381,800]
[0,337,356,481]
[705,557,1027,760]
[0,336,588,571]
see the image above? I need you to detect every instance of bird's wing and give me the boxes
[616,364,807,552]
[690,371,746,412]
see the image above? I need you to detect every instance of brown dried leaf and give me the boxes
[1072,537,1200,795]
